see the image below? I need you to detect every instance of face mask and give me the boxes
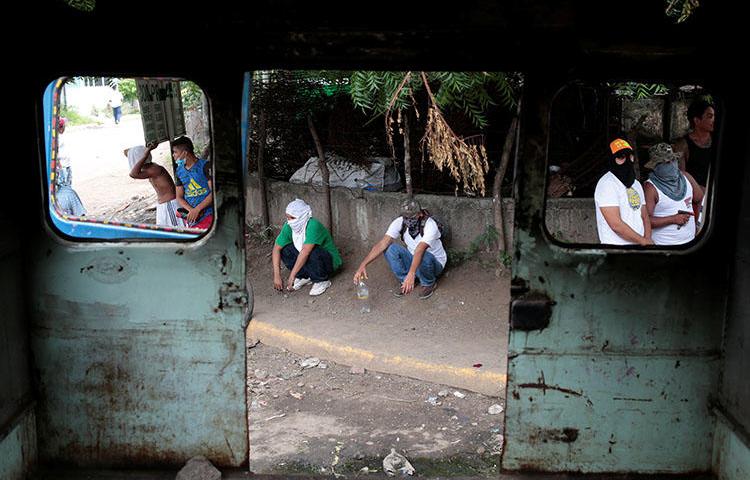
[403,216,421,237]
[653,161,679,181]
[610,156,636,188]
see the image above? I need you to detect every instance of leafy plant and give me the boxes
[665,0,700,23]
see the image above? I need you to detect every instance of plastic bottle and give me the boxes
[357,281,370,313]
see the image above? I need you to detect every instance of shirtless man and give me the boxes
[125,142,185,227]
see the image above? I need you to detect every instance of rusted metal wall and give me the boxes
[0,221,37,479]
[503,76,728,473]
[714,117,750,479]
[27,77,250,468]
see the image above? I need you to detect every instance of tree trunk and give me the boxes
[403,114,413,197]
[256,111,270,227]
[307,114,333,235]
[493,115,519,252]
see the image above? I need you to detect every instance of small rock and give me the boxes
[471,422,478,426]
[297,382,305,387]
[300,357,320,369]
[453,391,466,399]
[176,456,221,480]
[365,441,374,446]
[437,390,449,397]
[477,446,486,455]
[451,415,458,420]
[308,298,316,304]
[350,366,366,375]
[488,404,504,415]
[318,363,328,369]
[254,369,268,379]
[382,448,415,476]
[290,391,304,400]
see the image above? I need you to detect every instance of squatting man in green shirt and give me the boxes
[272,199,343,296]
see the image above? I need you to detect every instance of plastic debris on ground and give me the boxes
[300,357,320,369]
[382,448,415,476]
[488,404,504,415]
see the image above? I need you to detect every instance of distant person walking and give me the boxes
[108,85,124,124]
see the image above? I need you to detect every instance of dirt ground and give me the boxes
[246,235,510,383]
[61,115,175,223]
[246,234,510,476]
[247,343,505,476]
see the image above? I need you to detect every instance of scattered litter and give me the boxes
[350,366,366,375]
[473,363,483,368]
[319,363,328,369]
[382,448,415,476]
[488,404,504,415]
[437,390,449,397]
[471,422,478,426]
[425,396,441,406]
[300,357,320,369]
[453,391,466,399]
[176,456,221,480]
[264,413,286,421]
[490,427,502,433]
[290,391,304,400]
[451,415,458,420]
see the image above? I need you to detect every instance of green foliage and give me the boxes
[665,0,700,23]
[610,82,669,99]
[62,0,95,12]
[349,71,520,130]
[60,106,100,126]
[181,81,204,110]
[118,79,137,103]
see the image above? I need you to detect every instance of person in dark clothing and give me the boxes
[673,97,715,188]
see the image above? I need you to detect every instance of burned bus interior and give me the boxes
[4,1,748,479]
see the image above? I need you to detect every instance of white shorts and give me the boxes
[156,199,186,227]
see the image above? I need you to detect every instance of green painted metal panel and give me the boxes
[27,81,249,468]
[712,412,750,480]
[0,410,37,480]
[503,76,729,473]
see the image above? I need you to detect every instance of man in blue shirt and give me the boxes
[171,136,213,229]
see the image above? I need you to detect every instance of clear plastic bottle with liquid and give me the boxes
[357,281,370,313]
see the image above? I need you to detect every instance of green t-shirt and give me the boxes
[275,217,342,271]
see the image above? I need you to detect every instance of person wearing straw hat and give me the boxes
[594,138,653,246]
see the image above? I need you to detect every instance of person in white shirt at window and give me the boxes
[594,138,653,246]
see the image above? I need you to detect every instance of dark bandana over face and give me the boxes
[403,216,420,237]
[610,156,636,188]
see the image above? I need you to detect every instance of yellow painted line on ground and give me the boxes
[248,320,507,384]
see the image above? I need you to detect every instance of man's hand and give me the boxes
[286,274,296,292]
[639,237,655,246]
[401,272,416,294]
[353,265,368,284]
[187,208,201,224]
[146,141,158,151]
[273,272,284,291]
[672,213,691,226]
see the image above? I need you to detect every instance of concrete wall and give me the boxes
[544,198,598,244]
[246,176,515,251]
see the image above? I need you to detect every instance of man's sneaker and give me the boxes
[292,277,312,291]
[393,283,405,297]
[309,280,332,296]
[419,284,436,300]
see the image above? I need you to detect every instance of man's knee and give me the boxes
[384,243,404,259]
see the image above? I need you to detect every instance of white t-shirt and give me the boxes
[594,171,645,245]
[386,217,448,267]
[110,90,123,108]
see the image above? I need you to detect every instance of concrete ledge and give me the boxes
[248,320,506,397]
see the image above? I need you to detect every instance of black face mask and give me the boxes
[609,156,636,188]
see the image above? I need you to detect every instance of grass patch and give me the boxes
[60,106,101,126]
